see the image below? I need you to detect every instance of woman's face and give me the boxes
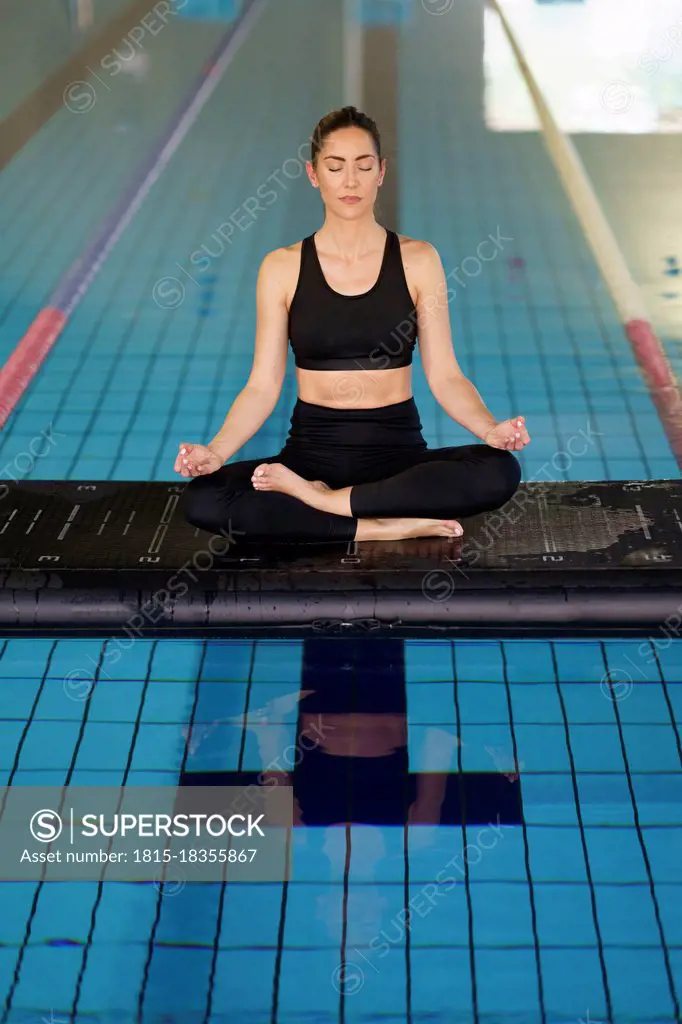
[308,126,385,216]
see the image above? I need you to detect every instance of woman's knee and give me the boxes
[483,448,522,504]
[181,474,239,534]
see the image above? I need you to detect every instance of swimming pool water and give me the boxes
[0,635,680,1023]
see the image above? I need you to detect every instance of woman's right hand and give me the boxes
[174,443,224,478]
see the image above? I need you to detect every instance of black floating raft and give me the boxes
[0,479,680,637]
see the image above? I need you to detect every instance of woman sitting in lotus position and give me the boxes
[177,106,530,543]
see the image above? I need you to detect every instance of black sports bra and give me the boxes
[287,229,418,371]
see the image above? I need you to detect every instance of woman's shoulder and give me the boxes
[257,242,306,309]
[395,233,438,260]
[395,235,441,287]
[258,240,304,280]
[262,238,303,262]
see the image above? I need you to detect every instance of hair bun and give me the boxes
[310,107,382,167]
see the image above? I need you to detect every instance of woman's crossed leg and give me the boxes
[250,444,521,541]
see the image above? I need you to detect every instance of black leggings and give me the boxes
[182,397,521,544]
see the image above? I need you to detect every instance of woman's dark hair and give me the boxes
[310,106,382,167]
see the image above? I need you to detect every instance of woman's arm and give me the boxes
[413,242,499,441]
[414,242,530,450]
[208,249,290,463]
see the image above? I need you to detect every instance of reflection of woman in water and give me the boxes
[243,686,460,947]
[178,105,529,544]
[230,676,459,832]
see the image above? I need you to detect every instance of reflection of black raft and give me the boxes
[1,480,681,636]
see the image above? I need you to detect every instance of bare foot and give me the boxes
[251,463,320,503]
[391,517,462,540]
[357,516,463,541]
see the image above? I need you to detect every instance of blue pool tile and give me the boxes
[521,773,580,826]
[408,724,460,772]
[406,880,468,945]
[252,642,303,683]
[348,826,405,883]
[193,680,248,723]
[150,642,206,680]
[0,639,53,676]
[0,679,41,719]
[218,884,283,947]
[34,677,92,720]
[539,947,608,1022]
[594,883,663,947]
[566,458,605,480]
[534,883,599,946]
[129,723,185,771]
[27,882,95,941]
[246,683,305,723]
[602,641,662,683]
[90,641,156,680]
[604,947,678,1022]
[139,679,195,723]
[475,948,542,1018]
[509,682,563,723]
[526,826,590,882]
[621,723,682,772]
[75,721,137,770]
[0,883,40,943]
[282,880,342,950]
[514,724,571,772]
[641,827,682,883]
[657,885,682,946]
[76,941,146,1017]
[349,883,407,950]
[406,681,455,724]
[616,682,675,723]
[0,942,18,999]
[11,769,70,785]
[570,724,626,772]
[290,828,347,884]
[559,682,617,723]
[340,945,407,1019]
[15,720,81,770]
[12,945,83,1012]
[631,773,682,819]
[456,680,509,724]
[585,827,648,883]
[469,881,536,946]
[140,946,213,1015]
[465,825,526,883]
[503,642,557,682]
[452,643,504,682]
[460,725,515,772]
[88,679,146,721]
[201,642,255,681]
[405,641,454,681]
[275,949,340,1016]
[660,635,682,682]
[576,773,635,827]
[410,948,473,1018]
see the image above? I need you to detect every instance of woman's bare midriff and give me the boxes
[300,711,407,757]
[295,365,413,409]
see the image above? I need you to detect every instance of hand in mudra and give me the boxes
[174,443,223,478]
[484,416,530,452]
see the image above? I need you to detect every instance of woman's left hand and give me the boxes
[484,416,530,451]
